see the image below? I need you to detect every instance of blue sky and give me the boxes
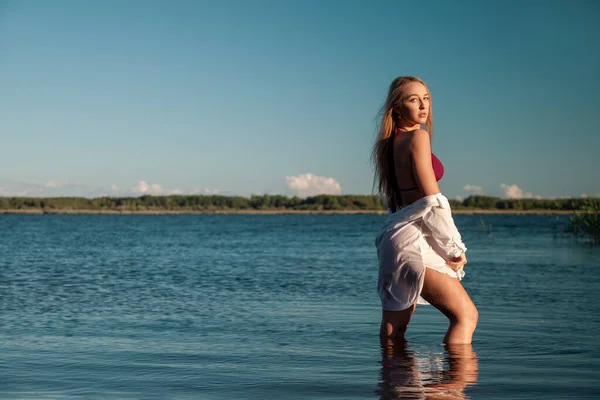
[1,0,598,199]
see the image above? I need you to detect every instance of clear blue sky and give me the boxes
[1,0,598,199]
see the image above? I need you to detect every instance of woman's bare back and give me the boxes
[392,130,427,206]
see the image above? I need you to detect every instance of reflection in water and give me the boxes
[376,339,478,400]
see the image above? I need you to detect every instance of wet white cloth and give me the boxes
[375,193,467,311]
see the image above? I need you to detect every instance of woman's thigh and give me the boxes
[420,267,477,322]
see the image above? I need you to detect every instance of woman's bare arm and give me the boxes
[409,129,440,196]
[410,129,467,265]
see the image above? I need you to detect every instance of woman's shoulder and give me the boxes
[406,129,431,151]
[394,129,430,154]
[395,128,428,143]
[408,128,429,140]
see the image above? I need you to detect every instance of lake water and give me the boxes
[0,213,598,399]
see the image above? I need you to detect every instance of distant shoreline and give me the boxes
[0,208,585,215]
[1,195,596,216]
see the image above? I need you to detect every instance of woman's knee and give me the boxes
[451,303,478,329]
[463,304,478,329]
[380,321,407,340]
[468,305,479,328]
[380,305,415,338]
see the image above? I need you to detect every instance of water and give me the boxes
[0,214,598,399]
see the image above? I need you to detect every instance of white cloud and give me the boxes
[43,180,59,188]
[203,188,220,195]
[500,184,523,199]
[0,179,228,198]
[463,184,484,195]
[285,173,342,197]
[0,180,139,198]
[189,188,222,195]
[454,195,464,202]
[0,186,33,196]
[128,182,220,196]
[130,180,163,195]
[581,193,588,198]
[500,184,541,199]
[0,180,73,197]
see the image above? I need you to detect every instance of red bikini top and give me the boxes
[397,153,444,191]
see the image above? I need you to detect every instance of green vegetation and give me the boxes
[461,196,600,211]
[0,194,385,212]
[0,195,598,213]
[568,203,600,245]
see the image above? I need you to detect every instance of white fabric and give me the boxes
[376,193,467,311]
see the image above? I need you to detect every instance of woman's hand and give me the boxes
[446,252,467,272]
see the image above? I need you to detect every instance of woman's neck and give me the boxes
[395,122,420,133]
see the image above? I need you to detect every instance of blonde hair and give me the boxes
[371,76,433,207]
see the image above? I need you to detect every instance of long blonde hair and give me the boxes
[371,76,433,207]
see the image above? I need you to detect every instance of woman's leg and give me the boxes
[420,268,478,344]
[380,303,417,342]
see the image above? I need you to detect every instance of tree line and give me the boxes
[0,195,598,212]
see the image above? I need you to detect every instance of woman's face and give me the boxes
[399,82,430,126]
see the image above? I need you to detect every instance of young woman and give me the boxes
[372,76,478,344]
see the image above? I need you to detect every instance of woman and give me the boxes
[372,76,478,344]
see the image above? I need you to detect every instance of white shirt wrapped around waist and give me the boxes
[377,193,467,260]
